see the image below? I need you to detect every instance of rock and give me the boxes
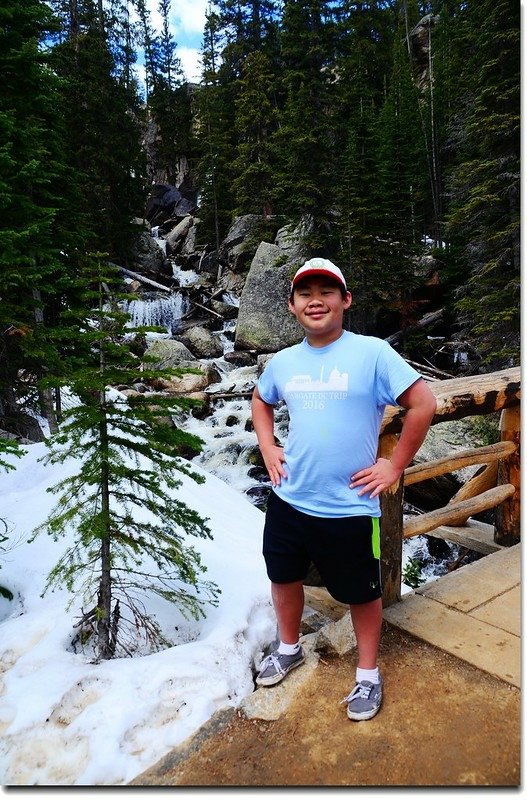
[240,639,319,721]
[210,299,238,319]
[180,218,200,255]
[144,338,195,368]
[180,326,224,359]
[234,242,303,352]
[273,215,313,260]
[130,230,169,276]
[312,612,357,657]
[145,183,197,224]
[218,214,266,274]
[223,350,257,367]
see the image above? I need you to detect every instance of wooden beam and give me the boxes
[403,440,516,485]
[403,484,516,539]
[381,367,520,435]
[423,520,502,555]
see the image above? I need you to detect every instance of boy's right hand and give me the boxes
[261,444,288,487]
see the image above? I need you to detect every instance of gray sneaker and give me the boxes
[256,648,305,687]
[341,678,383,720]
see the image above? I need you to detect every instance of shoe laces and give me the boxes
[259,653,285,675]
[340,681,373,705]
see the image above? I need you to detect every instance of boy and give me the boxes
[251,257,436,721]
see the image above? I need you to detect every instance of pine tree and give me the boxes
[32,258,219,660]
[271,0,336,244]
[232,50,277,216]
[330,1,394,332]
[445,0,520,368]
[145,0,196,186]
[51,0,147,262]
[0,0,89,437]
[194,5,238,247]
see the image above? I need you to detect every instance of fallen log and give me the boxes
[119,266,173,293]
[385,308,444,346]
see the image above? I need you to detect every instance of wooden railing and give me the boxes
[379,367,521,607]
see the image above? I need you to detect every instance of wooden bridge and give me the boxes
[379,366,521,607]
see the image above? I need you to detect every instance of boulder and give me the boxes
[180,325,224,359]
[218,214,265,274]
[234,241,303,352]
[145,183,197,224]
[130,231,169,276]
[143,338,195,368]
[273,215,313,260]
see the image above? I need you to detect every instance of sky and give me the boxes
[148,0,209,82]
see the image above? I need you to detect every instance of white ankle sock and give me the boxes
[356,666,380,685]
[278,640,300,655]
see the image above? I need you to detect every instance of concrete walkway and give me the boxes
[384,542,521,687]
[131,544,521,787]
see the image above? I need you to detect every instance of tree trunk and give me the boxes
[97,411,113,660]
[96,280,113,659]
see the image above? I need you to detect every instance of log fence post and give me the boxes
[379,433,404,607]
[495,404,520,545]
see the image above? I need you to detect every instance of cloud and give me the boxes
[171,0,208,37]
[142,0,206,82]
[178,46,202,83]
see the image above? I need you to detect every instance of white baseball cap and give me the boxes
[291,258,347,292]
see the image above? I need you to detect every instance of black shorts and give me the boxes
[263,491,382,605]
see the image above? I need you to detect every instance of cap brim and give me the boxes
[291,269,346,289]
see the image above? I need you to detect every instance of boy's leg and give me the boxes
[271,579,305,644]
[255,580,305,686]
[343,597,383,720]
[349,597,382,669]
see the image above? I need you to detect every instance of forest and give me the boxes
[1,0,520,440]
[0,1,520,659]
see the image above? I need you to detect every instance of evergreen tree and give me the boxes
[50,1,147,262]
[194,5,238,247]
[0,0,88,436]
[32,258,219,660]
[145,0,196,186]
[271,0,336,244]
[445,0,520,368]
[232,50,277,216]
[331,1,394,332]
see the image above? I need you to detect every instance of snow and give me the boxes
[0,443,276,786]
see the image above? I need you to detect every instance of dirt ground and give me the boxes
[131,623,521,788]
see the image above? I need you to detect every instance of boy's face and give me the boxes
[288,276,352,347]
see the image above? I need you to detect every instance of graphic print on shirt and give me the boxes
[284,365,349,410]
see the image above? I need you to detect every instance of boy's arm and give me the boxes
[350,378,437,498]
[251,386,288,487]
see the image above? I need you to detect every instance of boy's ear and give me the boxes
[287,296,296,313]
[344,291,352,309]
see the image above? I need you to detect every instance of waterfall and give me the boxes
[123,292,189,334]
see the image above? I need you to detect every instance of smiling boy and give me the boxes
[251,257,436,721]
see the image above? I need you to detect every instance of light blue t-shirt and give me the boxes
[257,330,421,518]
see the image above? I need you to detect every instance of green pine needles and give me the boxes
[31,258,219,661]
